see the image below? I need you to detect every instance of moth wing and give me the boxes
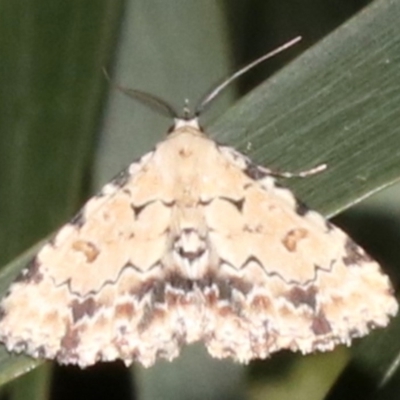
[199,145,398,360]
[0,147,181,368]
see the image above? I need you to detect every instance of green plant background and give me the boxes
[0,1,400,399]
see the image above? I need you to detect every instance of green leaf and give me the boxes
[0,0,123,397]
[5,365,52,400]
[213,0,400,218]
[0,0,123,267]
[325,315,400,399]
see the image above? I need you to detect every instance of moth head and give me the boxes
[104,36,301,133]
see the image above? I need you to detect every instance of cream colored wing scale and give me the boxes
[0,119,397,367]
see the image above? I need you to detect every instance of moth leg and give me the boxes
[268,163,327,179]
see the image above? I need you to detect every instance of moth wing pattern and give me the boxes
[203,145,397,360]
[0,122,397,368]
[0,144,178,367]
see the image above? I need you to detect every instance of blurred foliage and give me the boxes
[0,1,400,400]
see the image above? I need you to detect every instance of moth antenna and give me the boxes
[102,68,179,119]
[183,99,191,119]
[124,89,179,119]
[195,36,302,117]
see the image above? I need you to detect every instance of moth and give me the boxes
[0,37,397,368]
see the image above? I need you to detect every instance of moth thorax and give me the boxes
[173,117,200,130]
